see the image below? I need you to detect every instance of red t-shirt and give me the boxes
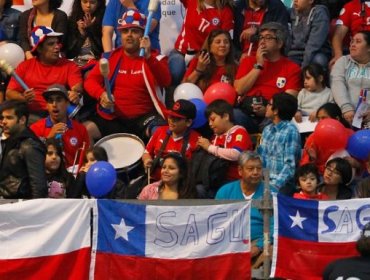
[175,0,234,54]
[145,126,200,180]
[236,56,301,100]
[184,58,233,90]
[211,125,253,180]
[7,58,82,112]
[293,191,329,200]
[84,49,171,120]
[337,0,370,37]
[30,117,90,167]
[241,8,266,55]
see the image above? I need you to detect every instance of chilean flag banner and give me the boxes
[91,200,251,279]
[0,199,93,280]
[271,194,369,279]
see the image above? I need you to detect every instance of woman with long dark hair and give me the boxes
[18,0,67,59]
[44,138,75,198]
[182,29,237,92]
[168,0,234,86]
[318,157,353,199]
[138,153,195,199]
[66,0,106,65]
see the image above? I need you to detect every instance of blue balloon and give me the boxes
[86,161,117,197]
[189,98,207,128]
[347,129,370,160]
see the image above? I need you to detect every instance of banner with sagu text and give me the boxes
[91,200,251,280]
[271,194,370,280]
[0,199,251,279]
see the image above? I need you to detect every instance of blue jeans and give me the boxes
[289,52,329,69]
[168,49,186,86]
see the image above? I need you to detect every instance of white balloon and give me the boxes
[0,43,25,69]
[174,83,204,101]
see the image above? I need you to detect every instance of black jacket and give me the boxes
[0,128,47,198]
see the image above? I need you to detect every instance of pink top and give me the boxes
[137,181,161,200]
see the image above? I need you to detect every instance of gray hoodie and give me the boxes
[288,5,331,67]
[331,55,370,114]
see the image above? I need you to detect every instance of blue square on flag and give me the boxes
[277,194,319,241]
[97,200,146,256]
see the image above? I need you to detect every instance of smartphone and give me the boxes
[200,49,208,56]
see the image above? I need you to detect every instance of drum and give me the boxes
[94,133,145,180]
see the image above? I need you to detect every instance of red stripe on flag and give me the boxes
[274,236,358,280]
[0,247,91,280]
[94,252,251,279]
[13,0,24,4]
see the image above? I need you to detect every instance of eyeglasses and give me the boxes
[325,166,341,176]
[258,35,278,41]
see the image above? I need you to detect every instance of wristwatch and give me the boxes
[253,63,264,70]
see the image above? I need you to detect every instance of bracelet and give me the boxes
[195,68,204,74]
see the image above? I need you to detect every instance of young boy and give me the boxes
[293,163,328,200]
[197,99,253,182]
[142,99,200,181]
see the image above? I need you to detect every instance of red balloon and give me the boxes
[313,119,349,152]
[203,82,236,106]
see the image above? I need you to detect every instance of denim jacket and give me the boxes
[0,7,20,42]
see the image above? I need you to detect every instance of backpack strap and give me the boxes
[109,57,122,92]
[180,130,190,157]
[150,132,171,172]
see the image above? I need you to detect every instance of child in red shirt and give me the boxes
[293,163,328,200]
[197,99,253,181]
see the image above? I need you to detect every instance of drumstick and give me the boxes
[77,142,87,174]
[71,148,80,176]
[0,59,30,90]
[147,167,151,185]
[139,0,160,57]
[99,58,115,108]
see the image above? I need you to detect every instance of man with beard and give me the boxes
[0,100,47,198]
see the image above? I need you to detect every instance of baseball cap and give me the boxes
[117,9,146,31]
[30,26,63,53]
[167,100,196,120]
[42,84,69,100]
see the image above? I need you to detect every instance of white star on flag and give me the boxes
[289,210,307,229]
[111,218,134,241]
